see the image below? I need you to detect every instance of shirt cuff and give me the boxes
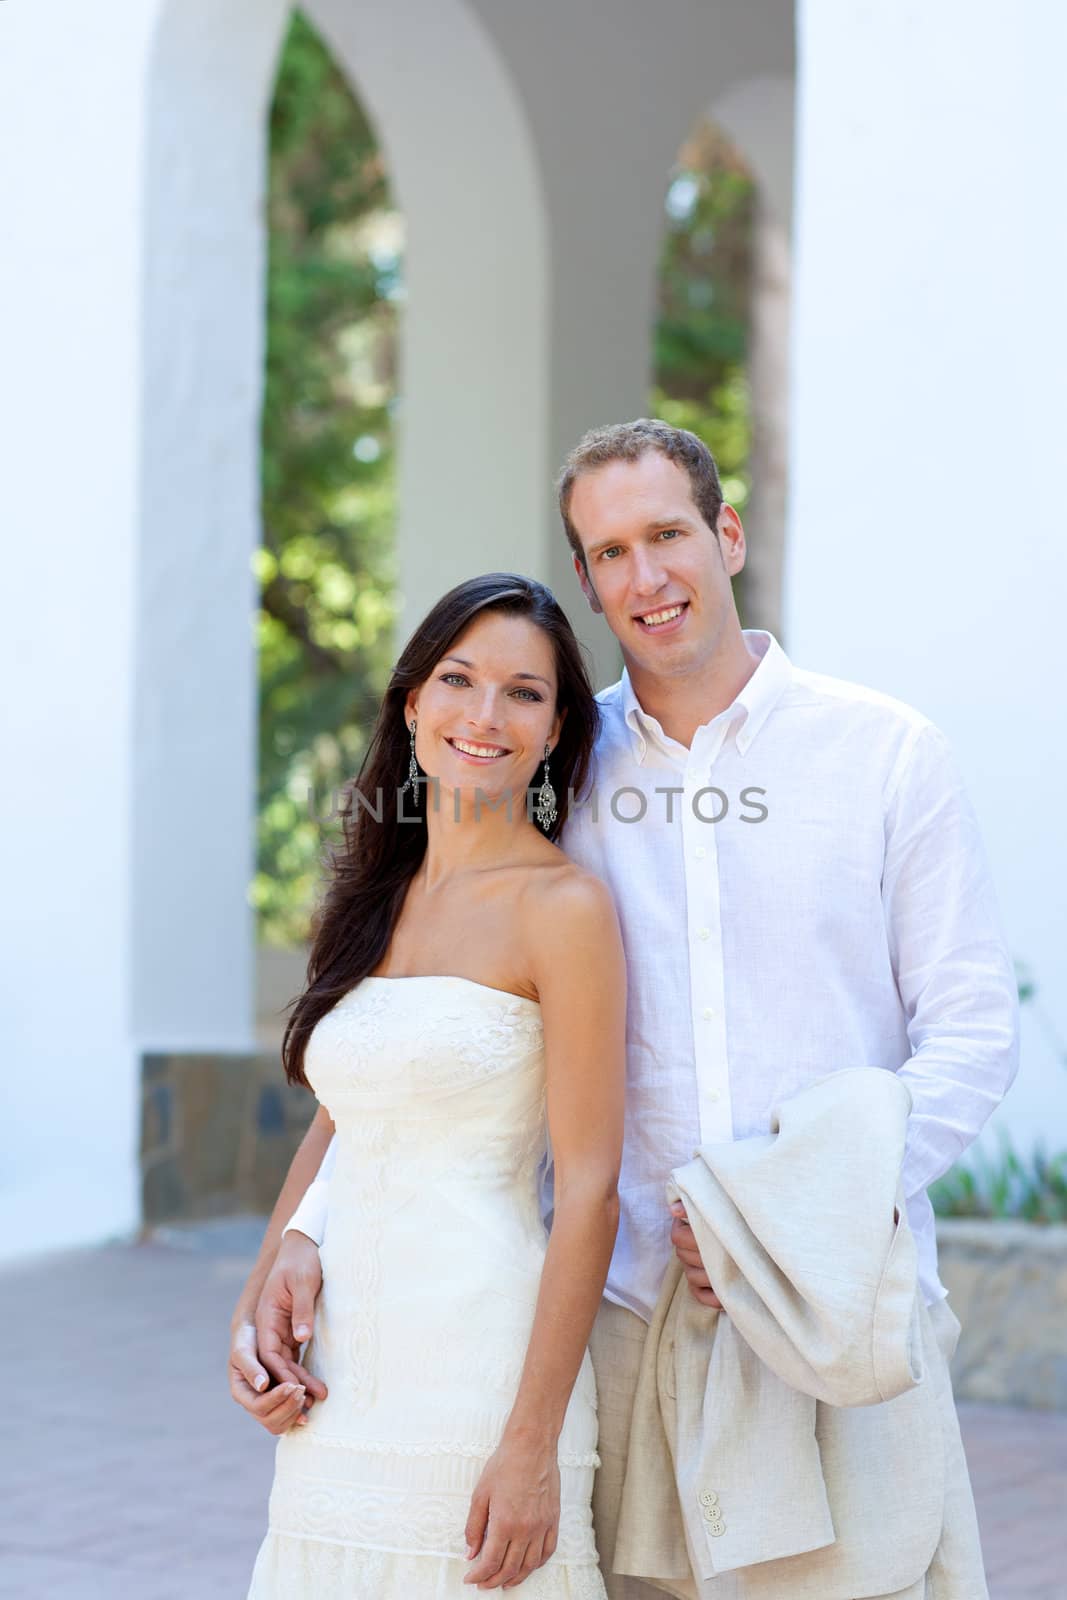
[282,1178,330,1246]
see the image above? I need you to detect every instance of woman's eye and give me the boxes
[439,673,540,703]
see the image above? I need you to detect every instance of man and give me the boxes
[231,420,1018,1596]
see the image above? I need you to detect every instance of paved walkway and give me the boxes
[3,1222,1065,1599]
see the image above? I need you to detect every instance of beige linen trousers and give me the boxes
[587,1073,987,1600]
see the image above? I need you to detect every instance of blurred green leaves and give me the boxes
[653,122,755,532]
[255,11,400,946]
[931,1138,1067,1223]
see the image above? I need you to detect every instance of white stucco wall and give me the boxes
[0,0,157,1256]
[788,0,1067,1157]
[136,0,289,1056]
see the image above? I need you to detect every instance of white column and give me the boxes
[309,0,551,650]
[0,0,288,1261]
[788,0,1067,1153]
[0,0,157,1257]
[136,0,288,1052]
[714,75,796,639]
[743,202,792,639]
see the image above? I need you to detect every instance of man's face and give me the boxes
[568,451,745,681]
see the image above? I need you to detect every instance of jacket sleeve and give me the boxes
[882,722,1019,1198]
[281,1135,337,1245]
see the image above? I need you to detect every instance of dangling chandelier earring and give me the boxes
[535,742,557,831]
[401,718,419,795]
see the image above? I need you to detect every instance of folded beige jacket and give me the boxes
[613,1069,952,1600]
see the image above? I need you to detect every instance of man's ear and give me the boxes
[717,506,747,578]
[573,553,604,615]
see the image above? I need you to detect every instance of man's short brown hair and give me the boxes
[557,418,724,572]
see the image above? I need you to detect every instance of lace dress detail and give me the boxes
[247,976,606,1599]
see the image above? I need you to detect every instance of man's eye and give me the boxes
[599,547,621,561]
[659,529,680,540]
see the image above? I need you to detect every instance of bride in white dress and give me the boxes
[244,573,626,1597]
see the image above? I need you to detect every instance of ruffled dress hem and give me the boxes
[247,1529,608,1598]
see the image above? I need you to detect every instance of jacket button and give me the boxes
[708,1518,727,1537]
[699,1490,719,1509]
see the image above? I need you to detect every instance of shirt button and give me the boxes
[695,846,707,860]
[697,927,711,941]
[702,1006,715,1020]
[707,1089,721,1104]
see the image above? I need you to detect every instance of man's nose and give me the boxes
[631,550,667,595]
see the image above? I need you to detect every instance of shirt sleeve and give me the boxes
[281,1135,337,1246]
[882,722,1020,1198]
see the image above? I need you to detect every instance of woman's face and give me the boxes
[405,611,564,808]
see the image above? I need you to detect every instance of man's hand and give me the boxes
[228,1230,328,1434]
[256,1230,328,1402]
[669,1201,723,1309]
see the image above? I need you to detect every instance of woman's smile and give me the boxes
[444,736,513,763]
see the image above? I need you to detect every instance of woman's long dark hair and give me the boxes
[282,572,600,1086]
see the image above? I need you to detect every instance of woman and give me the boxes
[244,573,626,1597]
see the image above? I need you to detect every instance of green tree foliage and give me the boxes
[255,11,401,946]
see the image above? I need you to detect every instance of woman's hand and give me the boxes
[463,1428,561,1589]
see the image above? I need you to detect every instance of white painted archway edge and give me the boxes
[307,0,550,641]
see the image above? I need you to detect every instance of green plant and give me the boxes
[930,1136,1067,1223]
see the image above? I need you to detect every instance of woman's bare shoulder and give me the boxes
[518,854,617,939]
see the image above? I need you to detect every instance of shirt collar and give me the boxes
[619,630,793,764]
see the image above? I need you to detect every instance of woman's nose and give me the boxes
[468,689,503,730]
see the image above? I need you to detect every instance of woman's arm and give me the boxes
[228,1103,335,1430]
[464,870,626,1591]
[230,1103,336,1330]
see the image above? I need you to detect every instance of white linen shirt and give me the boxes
[560,630,1017,1315]
[285,631,1018,1315]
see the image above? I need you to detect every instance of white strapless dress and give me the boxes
[247,975,607,1599]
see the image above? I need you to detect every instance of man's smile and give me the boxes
[633,600,690,635]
